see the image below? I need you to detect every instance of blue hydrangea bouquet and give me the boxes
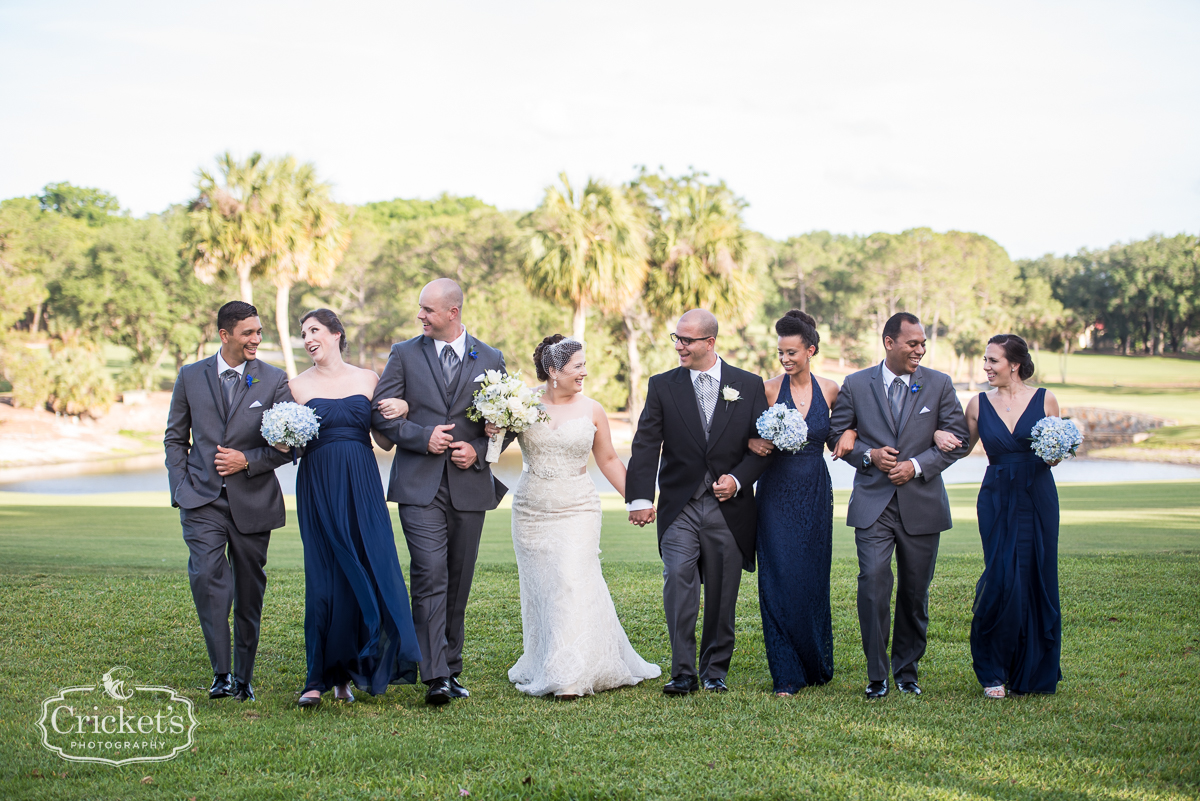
[755,403,810,452]
[260,402,321,463]
[1029,416,1083,463]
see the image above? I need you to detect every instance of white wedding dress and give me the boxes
[508,414,662,697]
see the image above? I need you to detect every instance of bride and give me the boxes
[487,335,661,699]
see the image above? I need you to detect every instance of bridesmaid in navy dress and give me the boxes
[285,309,421,708]
[937,334,1063,698]
[748,311,850,696]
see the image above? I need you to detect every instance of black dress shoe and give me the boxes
[448,676,470,699]
[702,678,728,693]
[209,673,234,699]
[897,681,922,695]
[425,678,453,706]
[297,693,321,709]
[865,680,889,699]
[663,676,699,696]
[232,679,255,702]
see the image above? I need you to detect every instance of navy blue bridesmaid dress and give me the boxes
[296,396,420,695]
[755,377,835,694]
[971,387,1062,694]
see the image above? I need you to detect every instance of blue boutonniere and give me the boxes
[246,374,259,388]
[910,383,921,394]
[468,347,479,360]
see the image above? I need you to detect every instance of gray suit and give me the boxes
[828,363,968,683]
[371,333,508,683]
[164,355,293,682]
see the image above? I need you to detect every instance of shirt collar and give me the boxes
[689,357,723,385]
[433,327,468,361]
[216,350,246,376]
[881,361,910,387]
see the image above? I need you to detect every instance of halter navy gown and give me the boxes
[296,396,420,695]
[755,377,834,694]
[971,387,1062,694]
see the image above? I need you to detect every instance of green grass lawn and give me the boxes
[2,483,1199,799]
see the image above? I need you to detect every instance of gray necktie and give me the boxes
[221,369,239,414]
[695,372,717,428]
[889,376,905,425]
[440,345,460,388]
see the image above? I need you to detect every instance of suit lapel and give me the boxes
[202,356,226,420]
[896,366,925,436]
[871,363,897,436]
[668,369,708,451]
[420,337,451,412]
[448,333,479,411]
[705,370,738,451]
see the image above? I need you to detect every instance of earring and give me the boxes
[553,378,558,388]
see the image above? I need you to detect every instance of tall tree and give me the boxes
[521,173,649,342]
[183,153,270,304]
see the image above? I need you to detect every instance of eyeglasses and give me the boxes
[670,333,714,346]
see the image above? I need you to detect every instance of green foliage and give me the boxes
[46,344,115,416]
[37,181,122,226]
[4,346,53,409]
[360,193,491,226]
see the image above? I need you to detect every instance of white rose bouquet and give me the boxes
[466,370,550,462]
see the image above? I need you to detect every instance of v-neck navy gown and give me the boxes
[754,377,834,694]
[971,388,1062,693]
[296,396,421,694]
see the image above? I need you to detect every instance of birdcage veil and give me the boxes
[541,337,584,376]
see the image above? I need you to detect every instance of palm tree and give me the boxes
[183,153,270,304]
[520,173,649,342]
[260,158,351,377]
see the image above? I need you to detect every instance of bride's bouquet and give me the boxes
[467,370,549,463]
[755,403,809,453]
[1029,416,1083,464]
[260,401,321,464]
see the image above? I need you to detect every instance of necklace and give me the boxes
[1000,385,1027,412]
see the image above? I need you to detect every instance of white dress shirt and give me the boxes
[627,357,740,512]
[215,350,246,377]
[433,326,468,363]
[879,362,922,477]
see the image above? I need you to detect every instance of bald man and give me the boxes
[371,278,511,705]
[626,310,772,694]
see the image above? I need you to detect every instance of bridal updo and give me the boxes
[533,334,584,381]
[299,308,348,353]
[775,309,820,355]
[988,333,1036,380]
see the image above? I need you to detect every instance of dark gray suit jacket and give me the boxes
[371,333,508,511]
[164,355,293,533]
[828,363,969,534]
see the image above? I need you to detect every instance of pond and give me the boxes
[2,446,1198,495]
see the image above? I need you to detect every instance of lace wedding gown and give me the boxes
[508,415,662,696]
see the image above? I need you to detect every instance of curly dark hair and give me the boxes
[988,333,1035,380]
[775,309,820,355]
[299,308,348,353]
[533,334,584,381]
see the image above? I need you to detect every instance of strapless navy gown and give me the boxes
[755,378,834,693]
[296,396,420,694]
[971,388,1062,693]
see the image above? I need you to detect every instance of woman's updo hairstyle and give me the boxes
[533,334,584,381]
[775,309,820,355]
[988,333,1035,380]
[299,308,348,353]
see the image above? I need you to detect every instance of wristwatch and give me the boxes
[862,449,872,469]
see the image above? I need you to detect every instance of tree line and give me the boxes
[2,158,1197,418]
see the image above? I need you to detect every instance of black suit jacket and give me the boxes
[626,361,772,570]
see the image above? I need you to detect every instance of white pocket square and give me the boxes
[249,400,262,409]
[919,406,931,414]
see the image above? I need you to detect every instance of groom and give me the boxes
[164,301,294,702]
[626,309,771,695]
[828,312,969,698]
[372,278,509,705]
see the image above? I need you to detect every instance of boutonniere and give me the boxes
[245,374,259,388]
[722,385,741,409]
[468,347,479,360]
[910,383,921,394]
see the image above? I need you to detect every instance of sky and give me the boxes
[1,0,1197,259]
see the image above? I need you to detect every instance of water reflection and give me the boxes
[2,446,1198,495]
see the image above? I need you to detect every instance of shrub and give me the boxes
[48,346,115,417]
[4,347,54,410]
